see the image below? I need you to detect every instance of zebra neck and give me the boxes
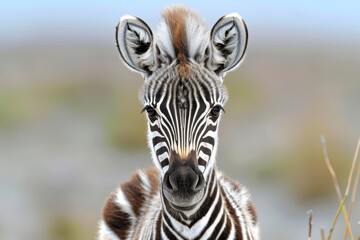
[161,167,223,235]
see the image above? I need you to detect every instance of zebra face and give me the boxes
[141,66,227,207]
[116,8,248,207]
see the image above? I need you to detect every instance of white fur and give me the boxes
[199,150,210,161]
[115,188,135,218]
[154,141,167,151]
[155,20,176,60]
[184,13,209,60]
[138,170,152,195]
[158,152,169,162]
[98,220,119,240]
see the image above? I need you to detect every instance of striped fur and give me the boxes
[99,167,258,240]
[100,7,258,240]
[142,62,227,178]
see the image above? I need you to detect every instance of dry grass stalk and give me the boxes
[328,196,348,240]
[320,135,354,240]
[321,227,325,240]
[320,136,342,200]
[343,138,360,240]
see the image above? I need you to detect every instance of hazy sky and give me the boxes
[1,0,360,47]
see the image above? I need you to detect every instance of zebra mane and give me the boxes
[155,7,210,65]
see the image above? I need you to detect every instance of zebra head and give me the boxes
[116,7,248,209]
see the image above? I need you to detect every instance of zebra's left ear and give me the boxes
[210,13,248,77]
[116,15,156,76]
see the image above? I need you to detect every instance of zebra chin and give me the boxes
[163,187,205,210]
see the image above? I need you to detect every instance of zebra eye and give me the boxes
[210,105,224,118]
[142,106,157,120]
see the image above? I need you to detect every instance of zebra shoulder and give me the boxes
[99,167,160,240]
[219,174,258,228]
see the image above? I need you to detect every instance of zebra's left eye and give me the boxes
[210,105,224,118]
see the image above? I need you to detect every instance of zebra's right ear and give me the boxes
[116,15,156,76]
[209,13,248,77]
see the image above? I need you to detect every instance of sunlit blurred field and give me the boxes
[1,1,360,239]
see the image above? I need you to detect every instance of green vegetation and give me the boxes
[225,73,261,111]
[48,216,89,240]
[0,82,111,129]
[106,87,147,151]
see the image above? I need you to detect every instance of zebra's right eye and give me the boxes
[143,106,157,120]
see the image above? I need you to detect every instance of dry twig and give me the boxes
[308,210,313,240]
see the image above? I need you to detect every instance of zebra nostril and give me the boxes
[193,174,205,192]
[163,173,175,193]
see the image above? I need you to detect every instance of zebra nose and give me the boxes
[164,166,205,194]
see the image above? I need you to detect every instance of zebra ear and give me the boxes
[116,15,156,76]
[210,13,248,76]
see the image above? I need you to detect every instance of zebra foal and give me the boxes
[98,6,259,240]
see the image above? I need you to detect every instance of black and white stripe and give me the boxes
[142,63,226,177]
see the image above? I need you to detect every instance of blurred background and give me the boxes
[1,0,360,239]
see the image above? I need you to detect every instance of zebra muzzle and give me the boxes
[162,152,206,208]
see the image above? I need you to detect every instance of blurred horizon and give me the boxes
[1,1,360,239]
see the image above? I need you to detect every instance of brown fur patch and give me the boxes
[120,172,146,217]
[102,167,161,239]
[247,201,258,225]
[102,194,131,238]
[177,63,191,76]
[145,166,161,196]
[222,175,242,192]
[120,167,160,217]
[163,7,190,65]
[162,7,205,75]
